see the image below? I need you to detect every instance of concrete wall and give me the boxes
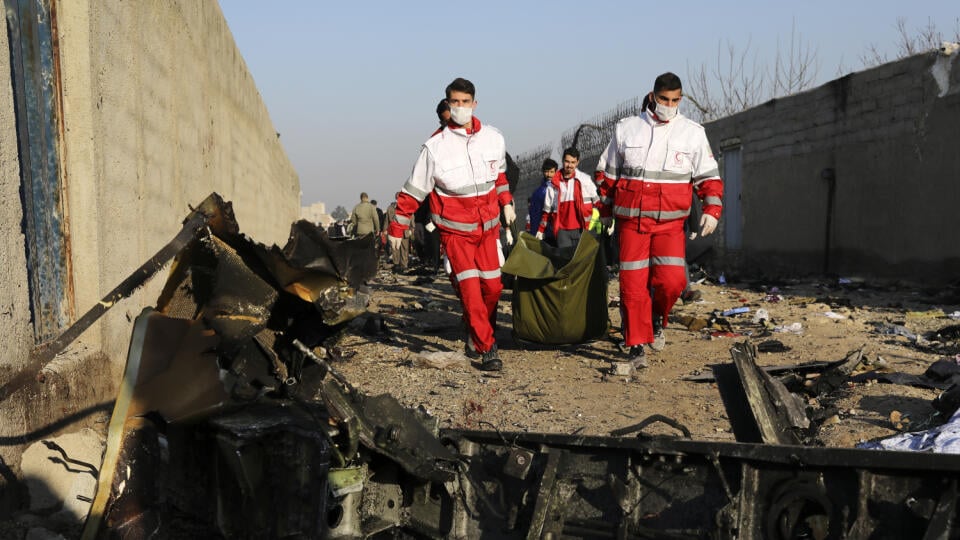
[0,3,35,396]
[703,51,960,281]
[55,0,300,369]
[0,0,298,494]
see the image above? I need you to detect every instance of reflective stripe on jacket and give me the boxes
[388,117,512,238]
[596,111,722,226]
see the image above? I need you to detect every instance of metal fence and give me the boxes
[512,96,645,227]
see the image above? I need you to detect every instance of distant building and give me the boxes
[301,201,333,227]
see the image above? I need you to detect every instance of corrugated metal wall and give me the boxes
[5,0,73,343]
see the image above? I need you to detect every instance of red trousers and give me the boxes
[618,219,687,346]
[441,226,502,353]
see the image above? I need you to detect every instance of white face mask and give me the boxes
[450,106,473,126]
[654,101,678,121]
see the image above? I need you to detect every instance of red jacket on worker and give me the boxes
[537,169,598,236]
[388,117,512,239]
[595,111,722,227]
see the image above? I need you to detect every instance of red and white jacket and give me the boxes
[596,111,722,227]
[389,117,512,238]
[537,169,598,235]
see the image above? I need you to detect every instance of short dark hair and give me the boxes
[653,72,683,93]
[541,158,558,172]
[437,98,450,122]
[445,77,475,99]
[371,199,378,206]
[562,147,580,160]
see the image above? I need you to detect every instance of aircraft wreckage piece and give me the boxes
[0,194,229,403]
[89,333,960,540]
[714,341,811,445]
[88,310,960,538]
[81,195,378,539]
[414,429,960,539]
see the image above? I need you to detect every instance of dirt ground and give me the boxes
[332,260,960,449]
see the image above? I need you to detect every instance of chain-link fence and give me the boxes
[512,96,646,228]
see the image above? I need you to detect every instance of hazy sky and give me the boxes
[219,1,957,214]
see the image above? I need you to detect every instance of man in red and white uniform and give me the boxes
[535,147,598,248]
[388,78,516,371]
[596,72,723,367]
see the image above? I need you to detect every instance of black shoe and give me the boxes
[479,346,503,371]
[628,346,648,369]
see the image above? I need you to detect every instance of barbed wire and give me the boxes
[512,96,645,223]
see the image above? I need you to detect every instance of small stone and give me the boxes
[610,362,635,377]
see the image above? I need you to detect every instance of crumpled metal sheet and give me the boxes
[320,379,459,484]
[82,194,379,539]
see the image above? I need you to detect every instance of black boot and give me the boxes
[479,345,503,371]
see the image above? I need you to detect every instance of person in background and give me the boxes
[435,98,451,133]
[387,78,516,371]
[527,158,557,243]
[535,147,598,248]
[349,192,381,240]
[414,196,440,274]
[371,199,386,257]
[595,72,723,368]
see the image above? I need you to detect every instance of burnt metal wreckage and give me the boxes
[33,194,960,538]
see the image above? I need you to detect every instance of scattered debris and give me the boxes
[808,347,866,395]
[873,322,918,341]
[859,409,960,453]
[756,339,790,353]
[773,322,804,334]
[683,359,836,382]
[724,340,809,444]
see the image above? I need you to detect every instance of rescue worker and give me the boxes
[535,148,598,248]
[388,78,516,371]
[596,72,722,367]
[349,192,381,239]
[527,159,557,243]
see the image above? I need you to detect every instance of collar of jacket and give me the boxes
[550,170,563,189]
[446,116,483,135]
[552,170,580,188]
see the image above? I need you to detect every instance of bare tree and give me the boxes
[684,21,819,123]
[772,22,818,97]
[861,17,960,68]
